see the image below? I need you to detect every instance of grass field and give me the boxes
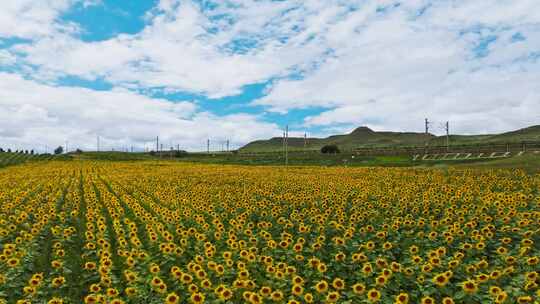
[0,160,538,303]
[70,151,540,174]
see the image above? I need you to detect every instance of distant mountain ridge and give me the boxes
[239,125,540,153]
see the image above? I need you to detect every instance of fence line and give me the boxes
[353,141,540,156]
[238,141,540,157]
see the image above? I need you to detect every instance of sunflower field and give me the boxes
[0,161,539,304]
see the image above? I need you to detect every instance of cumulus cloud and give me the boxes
[13,0,331,97]
[255,0,540,134]
[1,0,539,151]
[0,73,279,151]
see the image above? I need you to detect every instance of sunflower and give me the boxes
[23,286,36,295]
[462,280,478,294]
[495,291,507,303]
[165,292,180,304]
[47,298,63,304]
[315,280,328,293]
[291,284,304,296]
[517,296,533,303]
[52,276,65,288]
[489,286,502,296]
[326,291,340,303]
[362,263,374,275]
[394,293,409,304]
[125,287,137,297]
[441,297,455,304]
[259,286,272,298]
[367,288,381,302]
[352,283,366,295]
[7,258,19,268]
[270,290,283,301]
[106,288,119,297]
[421,296,435,304]
[304,293,314,303]
[84,295,97,304]
[249,293,263,304]
[219,288,233,300]
[432,273,449,287]
[84,262,96,270]
[332,278,345,290]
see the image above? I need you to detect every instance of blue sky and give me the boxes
[0,0,539,151]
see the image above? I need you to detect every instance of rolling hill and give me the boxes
[239,125,540,153]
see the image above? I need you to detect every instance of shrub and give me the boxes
[54,146,64,155]
[174,150,188,157]
[321,144,340,154]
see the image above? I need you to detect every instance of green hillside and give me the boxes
[488,125,540,142]
[240,125,540,153]
[240,126,435,152]
[428,125,540,146]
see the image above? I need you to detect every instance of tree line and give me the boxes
[0,146,65,155]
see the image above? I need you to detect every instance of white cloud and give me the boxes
[0,0,76,39]
[255,0,540,134]
[82,0,102,8]
[0,50,16,65]
[0,73,279,151]
[12,0,333,97]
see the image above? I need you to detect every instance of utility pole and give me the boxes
[285,125,289,166]
[445,121,450,152]
[156,136,159,153]
[283,131,286,159]
[424,118,430,154]
[226,140,229,152]
[207,139,210,154]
